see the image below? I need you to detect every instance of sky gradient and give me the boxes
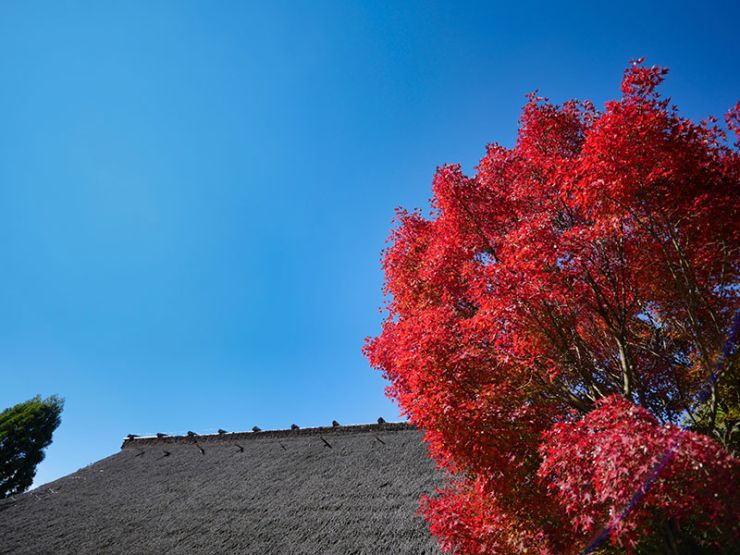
[1,1,738,486]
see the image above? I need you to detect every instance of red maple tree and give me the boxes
[365,61,739,553]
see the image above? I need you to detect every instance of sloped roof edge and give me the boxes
[122,421,414,448]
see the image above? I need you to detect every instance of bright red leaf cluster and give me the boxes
[365,61,739,553]
[539,396,737,550]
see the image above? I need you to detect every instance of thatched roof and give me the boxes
[0,422,444,554]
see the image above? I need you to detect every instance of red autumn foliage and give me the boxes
[364,61,740,553]
[539,396,737,550]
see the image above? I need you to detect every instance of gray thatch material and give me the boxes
[0,423,444,554]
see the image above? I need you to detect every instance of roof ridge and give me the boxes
[121,421,415,448]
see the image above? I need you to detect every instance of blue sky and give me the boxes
[0,1,738,486]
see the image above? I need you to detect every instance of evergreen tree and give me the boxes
[0,395,64,498]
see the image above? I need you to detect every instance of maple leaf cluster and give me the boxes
[364,61,739,553]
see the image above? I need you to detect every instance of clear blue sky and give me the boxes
[1,1,738,486]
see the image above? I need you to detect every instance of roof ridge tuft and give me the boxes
[122,421,413,448]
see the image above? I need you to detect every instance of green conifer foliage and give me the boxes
[0,395,63,498]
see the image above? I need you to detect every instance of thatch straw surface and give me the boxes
[0,423,444,554]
